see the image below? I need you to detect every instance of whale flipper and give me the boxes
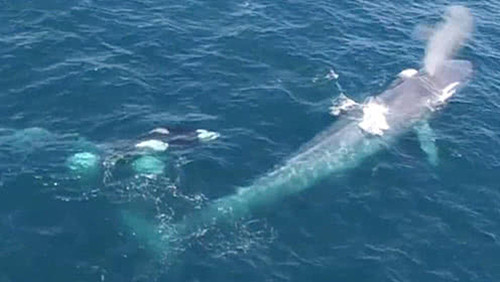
[414,121,438,166]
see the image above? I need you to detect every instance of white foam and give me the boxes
[330,94,359,116]
[438,82,460,103]
[398,68,418,78]
[149,127,170,135]
[325,69,339,80]
[358,100,390,136]
[196,129,220,142]
[135,139,169,151]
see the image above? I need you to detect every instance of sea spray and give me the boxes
[424,5,474,76]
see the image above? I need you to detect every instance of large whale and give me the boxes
[121,5,475,258]
[122,59,473,256]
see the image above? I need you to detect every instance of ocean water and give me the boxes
[1,0,500,281]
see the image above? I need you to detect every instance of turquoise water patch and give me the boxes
[132,156,165,175]
[67,152,100,175]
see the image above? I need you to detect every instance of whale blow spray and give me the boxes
[424,5,473,76]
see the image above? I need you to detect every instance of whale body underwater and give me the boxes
[121,59,473,256]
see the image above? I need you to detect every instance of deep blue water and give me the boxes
[1,0,500,281]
